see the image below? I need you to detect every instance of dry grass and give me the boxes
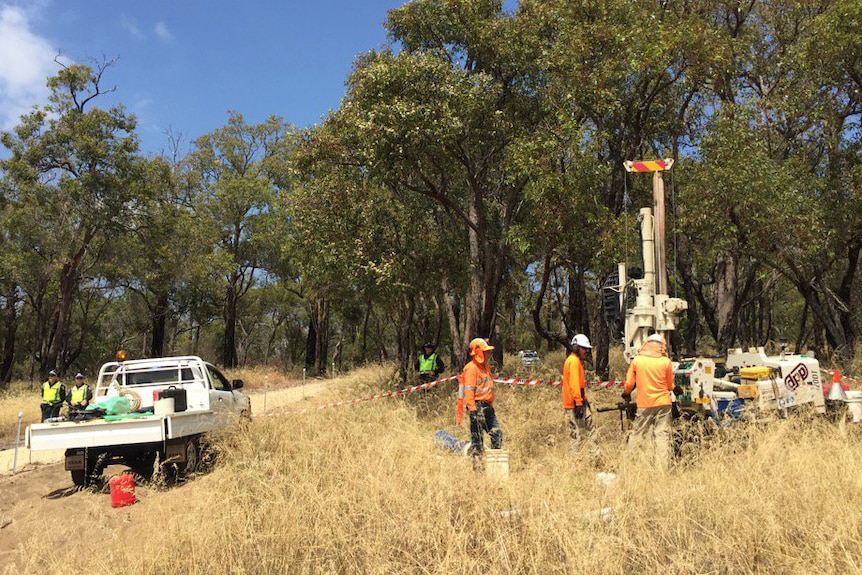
[0,383,41,449]
[9,359,862,574]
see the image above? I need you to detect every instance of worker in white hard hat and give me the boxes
[562,334,600,458]
[461,337,502,463]
[623,333,675,470]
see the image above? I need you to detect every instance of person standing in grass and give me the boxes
[415,341,445,383]
[40,370,66,422]
[562,334,600,459]
[623,333,675,470]
[462,338,502,461]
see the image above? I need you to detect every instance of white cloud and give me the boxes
[154,21,171,42]
[120,14,146,40]
[0,4,58,130]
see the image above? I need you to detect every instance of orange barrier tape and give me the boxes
[822,369,861,387]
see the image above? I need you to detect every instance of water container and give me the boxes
[158,386,187,412]
[484,448,509,481]
[845,391,862,423]
[154,397,175,416]
[109,474,136,508]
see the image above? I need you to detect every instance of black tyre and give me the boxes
[128,451,158,481]
[181,438,199,476]
[70,451,107,488]
[71,468,87,487]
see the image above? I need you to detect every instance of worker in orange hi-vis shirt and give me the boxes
[462,338,502,462]
[562,334,600,459]
[623,333,676,470]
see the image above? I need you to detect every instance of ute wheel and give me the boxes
[179,438,199,477]
[71,451,107,488]
[128,452,158,481]
[71,469,87,487]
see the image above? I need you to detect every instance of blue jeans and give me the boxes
[468,402,502,455]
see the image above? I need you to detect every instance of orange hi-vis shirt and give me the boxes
[624,352,674,408]
[562,353,586,408]
[462,359,494,412]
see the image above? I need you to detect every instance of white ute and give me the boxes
[26,355,251,486]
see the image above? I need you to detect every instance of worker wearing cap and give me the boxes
[563,334,599,457]
[462,338,502,460]
[40,370,66,422]
[623,333,675,469]
[415,341,445,383]
[66,373,93,411]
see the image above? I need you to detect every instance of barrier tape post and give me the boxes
[13,411,22,475]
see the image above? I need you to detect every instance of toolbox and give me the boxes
[157,386,187,412]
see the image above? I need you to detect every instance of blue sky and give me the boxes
[0,0,414,155]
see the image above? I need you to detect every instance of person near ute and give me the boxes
[66,373,93,410]
[562,334,599,457]
[415,341,445,383]
[40,370,66,422]
[462,338,502,460]
[623,333,676,470]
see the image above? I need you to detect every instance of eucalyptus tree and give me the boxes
[187,112,293,368]
[673,0,862,358]
[321,0,543,365]
[0,59,146,374]
[506,0,712,373]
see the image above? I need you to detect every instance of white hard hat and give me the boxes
[571,334,592,349]
[647,334,665,343]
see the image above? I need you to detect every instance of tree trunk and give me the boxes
[0,282,19,387]
[532,256,570,350]
[396,297,414,383]
[441,277,465,368]
[150,293,170,358]
[305,307,317,372]
[314,299,330,376]
[714,252,738,353]
[222,283,239,368]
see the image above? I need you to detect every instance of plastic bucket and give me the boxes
[109,474,135,508]
[846,391,862,423]
[154,397,175,415]
[158,386,187,412]
[484,448,509,481]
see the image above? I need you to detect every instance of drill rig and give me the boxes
[608,159,826,420]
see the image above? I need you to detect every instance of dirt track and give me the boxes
[0,380,332,572]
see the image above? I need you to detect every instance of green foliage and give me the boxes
[1,2,861,377]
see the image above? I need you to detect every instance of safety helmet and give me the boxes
[570,334,592,349]
[469,338,494,355]
[647,333,665,343]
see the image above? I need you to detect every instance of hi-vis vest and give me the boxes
[42,381,62,404]
[418,353,438,374]
[70,384,89,404]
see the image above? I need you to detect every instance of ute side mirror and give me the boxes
[231,379,244,389]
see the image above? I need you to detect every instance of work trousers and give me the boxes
[626,404,672,470]
[41,403,61,422]
[566,404,599,457]
[468,402,502,456]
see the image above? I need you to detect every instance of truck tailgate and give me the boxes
[27,410,217,451]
